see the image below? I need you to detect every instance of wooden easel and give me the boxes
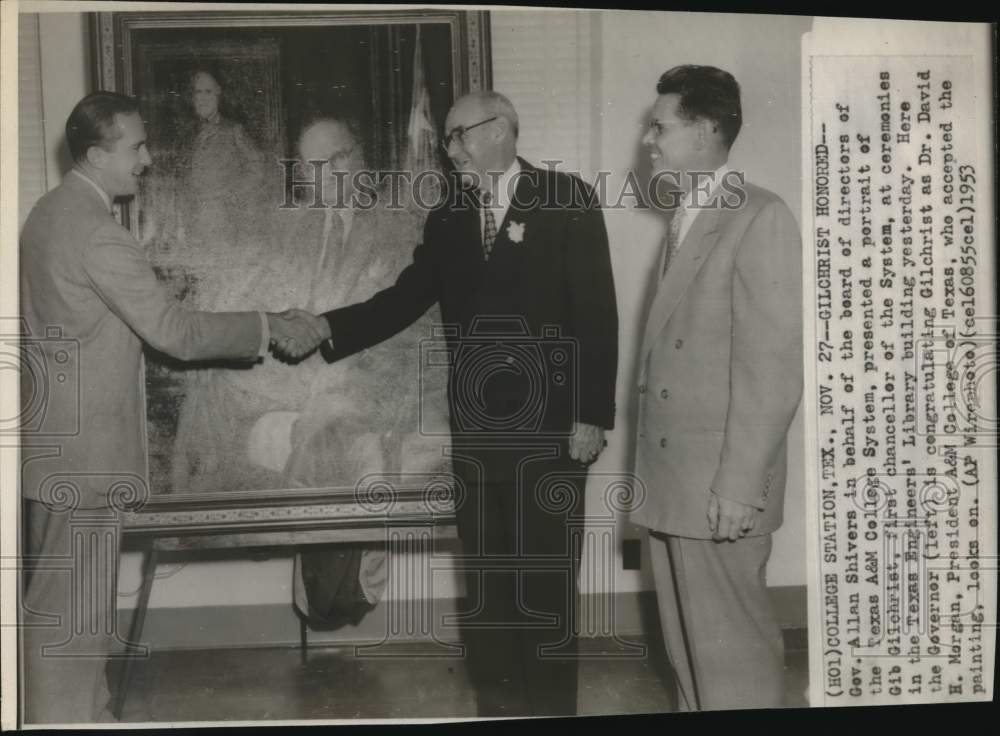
[112,485,456,720]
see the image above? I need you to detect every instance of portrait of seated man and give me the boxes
[169,116,450,496]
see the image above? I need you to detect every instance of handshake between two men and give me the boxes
[266,309,331,361]
[263,309,607,465]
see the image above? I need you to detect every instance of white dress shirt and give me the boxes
[318,206,354,275]
[676,163,733,246]
[71,169,112,212]
[479,159,522,241]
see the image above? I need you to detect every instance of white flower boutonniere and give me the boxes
[507,221,526,243]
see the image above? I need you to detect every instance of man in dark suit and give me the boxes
[298,91,618,716]
[19,91,324,723]
[629,65,802,710]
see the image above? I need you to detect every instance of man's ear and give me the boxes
[85,144,106,170]
[492,117,510,142]
[693,118,712,151]
[696,118,723,152]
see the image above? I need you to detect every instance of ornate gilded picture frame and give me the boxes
[91,9,490,543]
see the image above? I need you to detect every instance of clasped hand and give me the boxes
[267,309,330,361]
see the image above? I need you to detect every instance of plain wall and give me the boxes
[37,13,89,188]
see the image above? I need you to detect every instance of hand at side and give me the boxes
[707,490,759,542]
[569,422,606,464]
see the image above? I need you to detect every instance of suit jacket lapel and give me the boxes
[490,158,539,262]
[462,197,486,267]
[640,207,723,362]
[329,210,369,300]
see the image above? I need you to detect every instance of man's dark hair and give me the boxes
[65,91,140,163]
[656,65,742,149]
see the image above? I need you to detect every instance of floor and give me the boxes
[115,633,809,723]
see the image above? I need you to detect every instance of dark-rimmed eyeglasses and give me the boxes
[441,116,498,151]
[647,119,694,136]
[325,144,359,166]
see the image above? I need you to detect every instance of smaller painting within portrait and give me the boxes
[138,39,284,299]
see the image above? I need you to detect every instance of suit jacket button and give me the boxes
[660,388,669,399]
[638,384,647,394]
[674,339,683,349]
[660,437,667,448]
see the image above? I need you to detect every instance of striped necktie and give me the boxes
[310,208,344,311]
[481,190,497,262]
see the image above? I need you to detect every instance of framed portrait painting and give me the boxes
[91,9,490,539]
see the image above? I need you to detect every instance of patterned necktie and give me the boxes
[317,209,344,274]
[662,206,686,276]
[311,209,344,310]
[481,190,497,262]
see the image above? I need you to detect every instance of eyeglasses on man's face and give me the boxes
[647,118,695,137]
[326,144,359,166]
[441,116,499,151]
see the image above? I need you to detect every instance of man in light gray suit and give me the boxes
[19,91,325,723]
[630,66,802,710]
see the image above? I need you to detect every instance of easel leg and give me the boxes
[113,546,158,720]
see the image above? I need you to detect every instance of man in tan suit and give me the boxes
[19,91,324,723]
[629,66,802,710]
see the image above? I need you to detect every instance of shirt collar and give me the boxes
[324,203,354,234]
[335,205,354,230]
[680,163,732,214]
[71,169,113,213]
[482,159,521,209]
